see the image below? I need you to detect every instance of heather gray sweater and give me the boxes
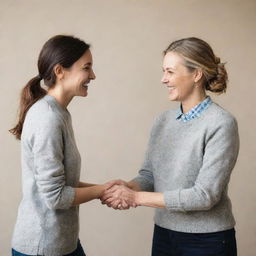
[133,102,239,233]
[12,95,81,256]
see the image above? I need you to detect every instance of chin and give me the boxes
[76,92,88,97]
[79,89,88,97]
[168,95,178,101]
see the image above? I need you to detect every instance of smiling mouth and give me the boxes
[82,81,90,87]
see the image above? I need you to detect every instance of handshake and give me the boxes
[99,180,139,210]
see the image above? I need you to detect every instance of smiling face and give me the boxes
[161,51,200,102]
[61,49,96,97]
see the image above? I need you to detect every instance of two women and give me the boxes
[11,35,239,256]
[101,38,239,256]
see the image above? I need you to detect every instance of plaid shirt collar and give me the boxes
[176,96,212,122]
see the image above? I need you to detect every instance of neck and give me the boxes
[47,85,73,109]
[181,91,207,114]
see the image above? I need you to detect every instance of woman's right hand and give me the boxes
[100,179,130,209]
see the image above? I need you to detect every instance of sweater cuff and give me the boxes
[58,186,75,209]
[163,190,186,212]
[131,177,154,192]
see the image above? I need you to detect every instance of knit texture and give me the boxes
[12,95,81,256]
[132,102,239,233]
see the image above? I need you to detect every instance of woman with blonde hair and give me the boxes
[102,37,239,256]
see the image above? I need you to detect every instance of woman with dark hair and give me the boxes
[101,37,239,256]
[10,35,114,256]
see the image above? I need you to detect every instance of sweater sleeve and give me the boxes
[164,116,239,212]
[131,114,164,192]
[31,113,75,210]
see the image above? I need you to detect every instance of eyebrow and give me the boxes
[163,67,176,71]
[82,62,92,67]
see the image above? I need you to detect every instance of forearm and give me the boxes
[72,185,104,206]
[136,192,165,208]
[78,181,97,188]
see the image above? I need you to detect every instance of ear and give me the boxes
[194,68,203,83]
[53,64,65,81]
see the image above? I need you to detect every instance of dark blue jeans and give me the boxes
[12,239,86,256]
[152,225,237,256]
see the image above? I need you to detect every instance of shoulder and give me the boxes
[24,98,63,133]
[202,103,239,141]
[28,98,61,121]
[149,109,177,135]
[206,102,238,127]
[154,109,177,124]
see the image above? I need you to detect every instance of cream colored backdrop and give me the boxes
[1,0,255,255]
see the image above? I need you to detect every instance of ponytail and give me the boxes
[10,34,90,140]
[9,75,46,140]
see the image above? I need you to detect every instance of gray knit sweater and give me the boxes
[133,102,239,233]
[12,95,81,256]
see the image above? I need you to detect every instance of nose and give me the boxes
[90,69,96,80]
[161,73,168,84]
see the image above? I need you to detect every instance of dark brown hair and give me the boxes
[10,35,90,140]
[164,37,228,94]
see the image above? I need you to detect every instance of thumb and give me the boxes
[105,180,116,190]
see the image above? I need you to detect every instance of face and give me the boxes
[61,49,96,97]
[161,51,198,102]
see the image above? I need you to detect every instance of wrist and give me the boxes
[96,184,105,199]
[134,191,142,206]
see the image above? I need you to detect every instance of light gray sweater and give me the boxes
[133,102,239,233]
[12,95,81,256]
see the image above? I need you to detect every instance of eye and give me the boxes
[83,66,90,71]
[168,71,173,74]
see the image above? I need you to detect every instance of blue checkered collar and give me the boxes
[176,96,212,122]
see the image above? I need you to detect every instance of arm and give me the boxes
[103,117,239,212]
[32,114,75,210]
[136,192,165,208]
[32,113,113,209]
[72,182,114,206]
[101,185,166,209]
[163,117,239,212]
[129,115,163,192]
[78,181,97,188]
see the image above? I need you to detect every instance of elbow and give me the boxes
[43,188,74,210]
[197,194,221,211]
[42,190,64,210]
[199,200,216,211]
[44,198,60,210]
[191,185,221,211]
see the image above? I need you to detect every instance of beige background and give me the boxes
[1,0,255,255]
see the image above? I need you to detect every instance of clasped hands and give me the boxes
[100,180,139,210]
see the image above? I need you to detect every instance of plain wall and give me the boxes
[1,0,255,255]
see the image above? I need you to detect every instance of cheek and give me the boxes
[180,75,194,87]
[75,73,87,86]
[176,77,195,95]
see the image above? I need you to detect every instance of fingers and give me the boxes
[119,199,130,210]
[105,179,128,190]
[110,199,121,209]
[101,192,114,202]
[101,187,121,202]
[105,185,120,193]
[100,184,138,210]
